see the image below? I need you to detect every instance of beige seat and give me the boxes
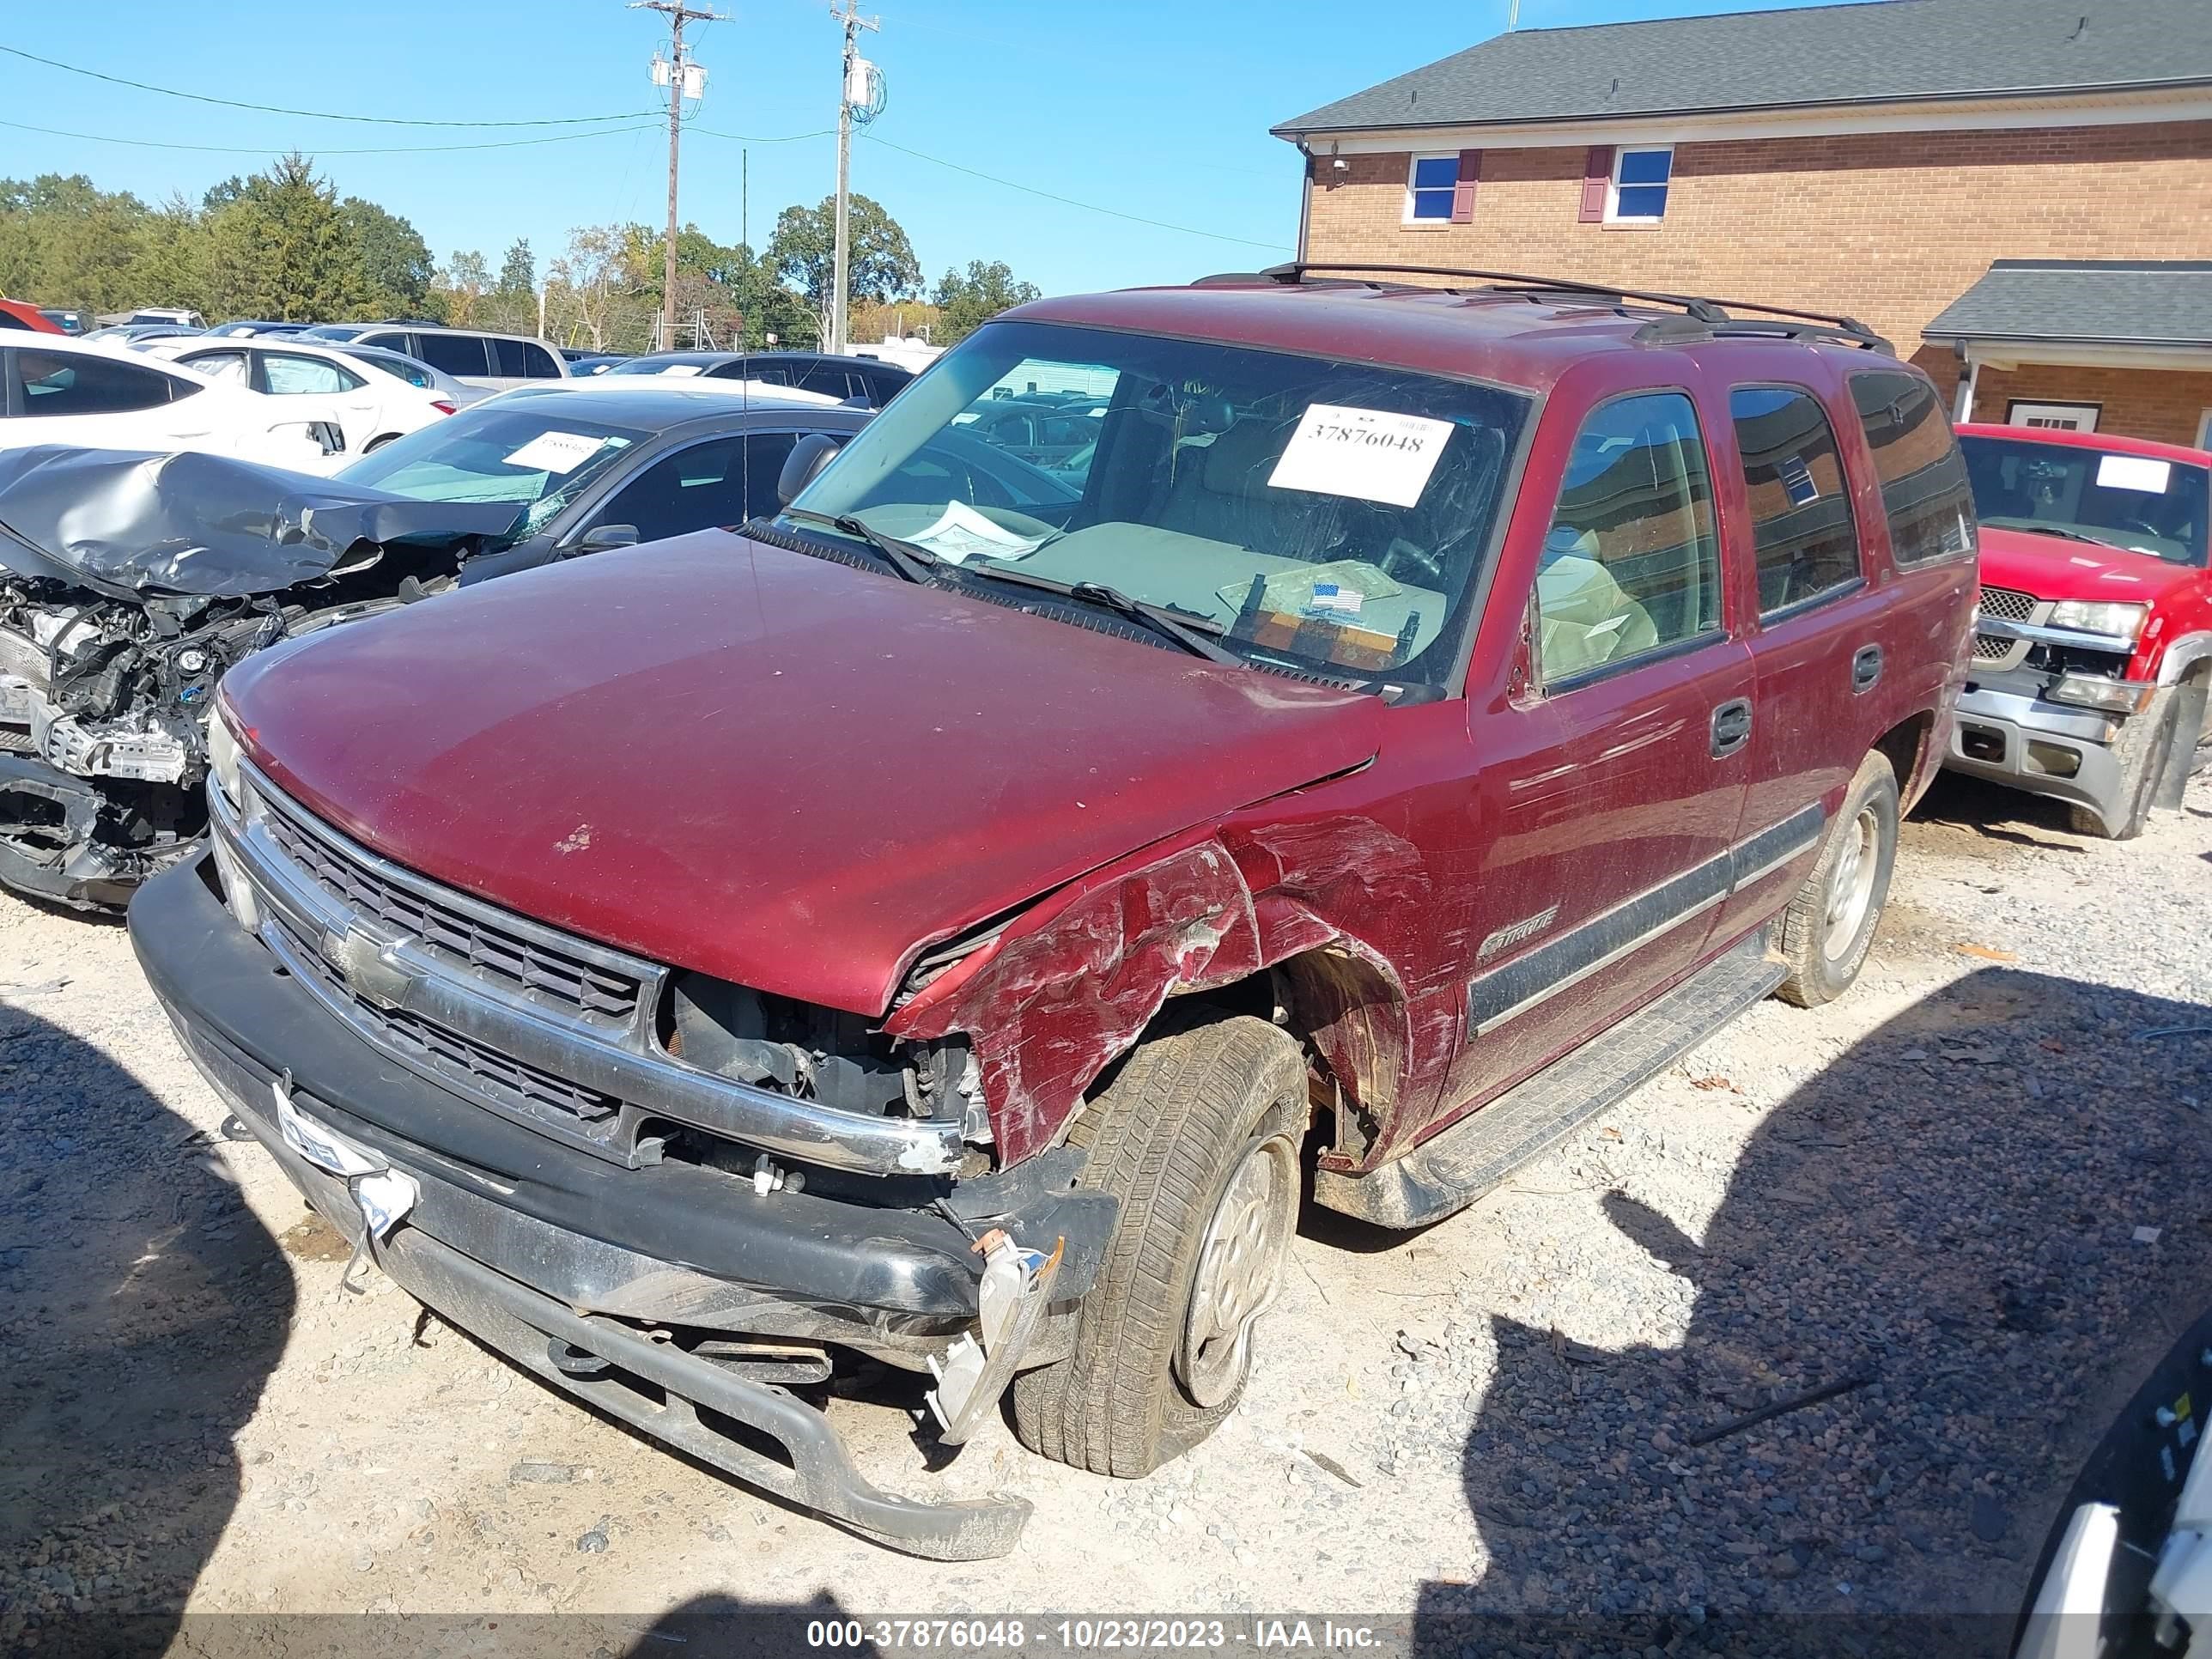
[1535,529,1657,679]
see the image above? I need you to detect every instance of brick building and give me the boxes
[1273,0,2212,446]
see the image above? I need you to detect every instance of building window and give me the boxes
[1406,155,1459,223]
[2006,400,2100,433]
[1607,146,1674,223]
[2198,408,2212,449]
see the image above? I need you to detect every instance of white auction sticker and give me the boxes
[1267,404,1455,508]
[503,430,609,474]
[2096,453,2172,494]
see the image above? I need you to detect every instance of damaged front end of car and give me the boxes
[0,447,517,909]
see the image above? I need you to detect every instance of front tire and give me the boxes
[1776,750,1899,1008]
[2068,691,2178,841]
[1011,1014,1305,1478]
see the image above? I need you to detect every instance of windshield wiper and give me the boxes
[956,563,1245,668]
[780,507,937,585]
[1997,521,2128,551]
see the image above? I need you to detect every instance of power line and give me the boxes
[0,42,658,127]
[689,125,835,143]
[0,115,663,157]
[854,132,1289,252]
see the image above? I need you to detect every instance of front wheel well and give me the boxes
[1874,711,1936,808]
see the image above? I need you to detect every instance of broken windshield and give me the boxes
[785,319,1533,685]
[337,406,649,547]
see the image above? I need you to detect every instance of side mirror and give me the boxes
[777,433,842,507]
[574,523,640,555]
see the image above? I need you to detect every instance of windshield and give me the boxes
[335,405,648,546]
[787,319,1533,684]
[1961,434,2209,567]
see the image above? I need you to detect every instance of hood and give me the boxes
[223,530,1387,1015]
[1977,524,2201,608]
[0,447,520,605]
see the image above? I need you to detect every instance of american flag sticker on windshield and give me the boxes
[1308,583,1364,615]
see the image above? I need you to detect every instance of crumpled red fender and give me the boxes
[888,816,1426,1168]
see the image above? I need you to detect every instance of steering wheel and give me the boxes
[1378,538,1446,587]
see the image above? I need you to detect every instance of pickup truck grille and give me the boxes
[259,796,643,1027]
[1972,586,2044,672]
[1977,586,2037,623]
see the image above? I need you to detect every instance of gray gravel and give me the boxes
[0,767,2206,1656]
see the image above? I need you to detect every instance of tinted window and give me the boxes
[594,431,801,545]
[416,333,491,377]
[520,342,560,378]
[15,350,182,416]
[262,352,364,396]
[1729,386,1862,615]
[358,331,410,350]
[178,349,251,386]
[1537,391,1721,683]
[1848,371,1974,567]
[347,351,433,390]
[796,362,856,398]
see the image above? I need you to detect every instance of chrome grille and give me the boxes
[259,794,642,1027]
[1978,586,2037,623]
[1971,634,2017,663]
[270,909,623,1128]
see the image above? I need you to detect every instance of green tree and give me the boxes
[931,259,1042,346]
[0,173,153,313]
[768,194,919,347]
[496,237,534,295]
[339,197,434,316]
[201,155,372,321]
[432,249,490,325]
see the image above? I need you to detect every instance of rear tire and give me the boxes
[2068,692,2179,842]
[1011,1013,1305,1478]
[1776,751,1899,1008]
[364,433,400,453]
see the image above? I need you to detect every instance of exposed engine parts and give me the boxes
[0,445,520,908]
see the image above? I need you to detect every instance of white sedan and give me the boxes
[0,335,354,473]
[142,335,455,457]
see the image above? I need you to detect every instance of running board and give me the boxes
[1314,929,1785,1230]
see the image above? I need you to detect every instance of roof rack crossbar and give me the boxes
[1255,262,1889,350]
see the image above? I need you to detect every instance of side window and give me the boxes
[361,331,411,352]
[1728,386,1863,616]
[416,333,492,378]
[739,432,799,521]
[492,338,527,378]
[591,436,757,546]
[1848,371,1976,566]
[179,349,251,386]
[1536,390,1721,684]
[795,362,853,398]
[520,343,561,378]
[262,353,363,396]
[15,350,181,416]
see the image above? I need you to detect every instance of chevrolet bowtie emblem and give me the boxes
[323,925,413,1009]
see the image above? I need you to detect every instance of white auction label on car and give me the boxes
[2096,453,2172,494]
[503,430,608,474]
[1268,404,1455,507]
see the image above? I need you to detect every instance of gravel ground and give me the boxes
[0,768,2207,1657]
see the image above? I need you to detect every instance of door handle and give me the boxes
[1710,697,1753,758]
[1851,644,1884,694]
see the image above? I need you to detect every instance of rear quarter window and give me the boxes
[1848,371,1975,566]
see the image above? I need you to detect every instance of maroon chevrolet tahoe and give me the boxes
[129,265,1976,1559]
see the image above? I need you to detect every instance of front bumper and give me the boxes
[129,852,1104,1558]
[0,752,191,910]
[1942,683,2129,823]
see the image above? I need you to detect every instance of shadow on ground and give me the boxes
[1414,967,2212,1659]
[0,1000,293,1656]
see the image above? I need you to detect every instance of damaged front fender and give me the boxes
[887,814,1425,1168]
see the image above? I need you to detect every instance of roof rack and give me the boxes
[1198,263,1893,354]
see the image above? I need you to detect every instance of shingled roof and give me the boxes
[1925,260,2212,348]
[1274,0,2212,136]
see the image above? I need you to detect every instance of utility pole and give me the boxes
[633,0,724,349]
[830,0,878,355]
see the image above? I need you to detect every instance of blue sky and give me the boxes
[3,0,1844,301]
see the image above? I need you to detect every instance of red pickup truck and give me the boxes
[1950,424,2211,837]
[129,266,1975,1557]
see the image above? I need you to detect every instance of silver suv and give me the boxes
[297,324,568,391]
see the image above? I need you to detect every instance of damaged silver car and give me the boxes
[0,447,515,908]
